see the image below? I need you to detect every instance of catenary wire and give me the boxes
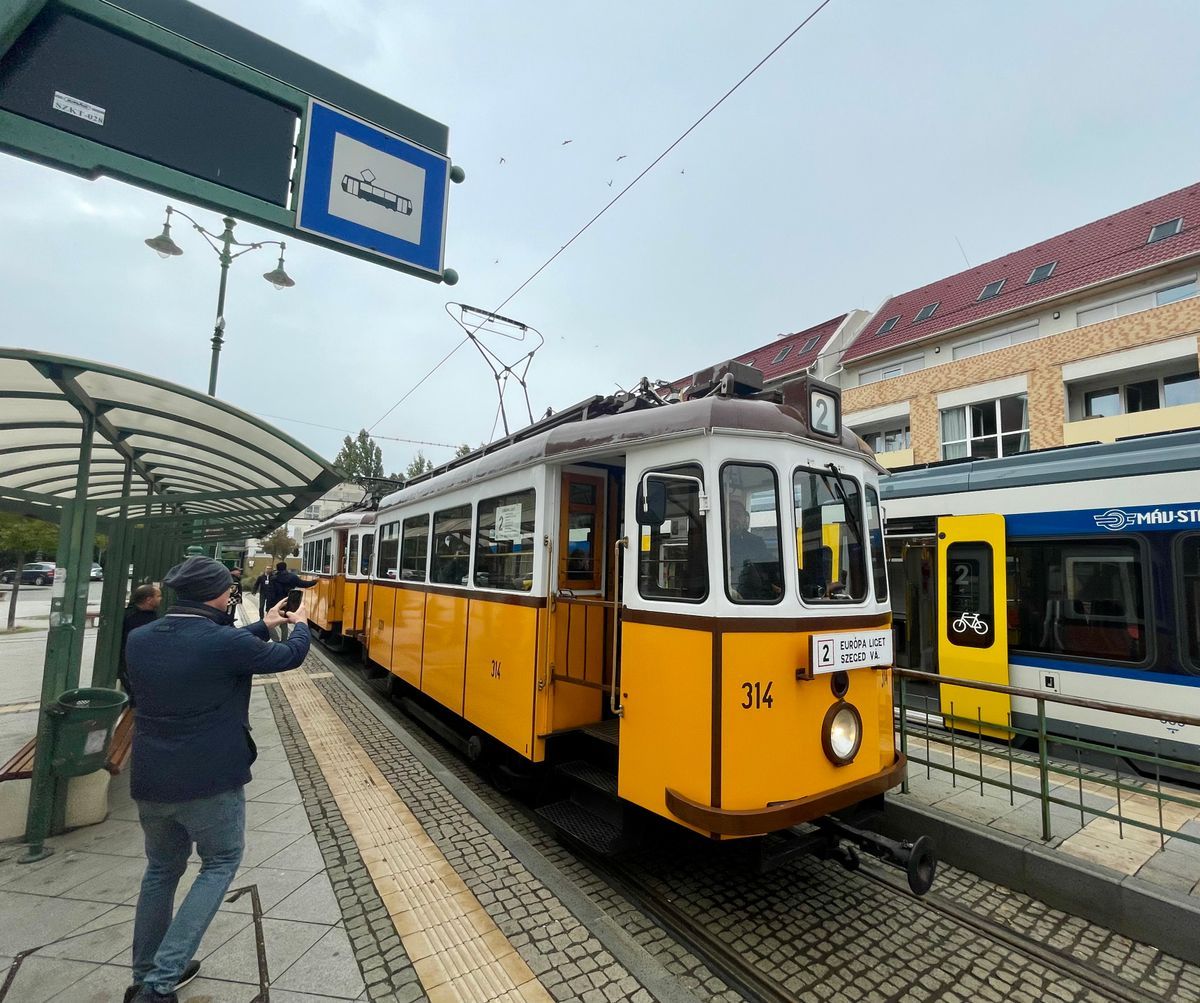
[258,411,455,448]
[363,0,836,434]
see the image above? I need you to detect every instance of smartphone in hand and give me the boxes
[285,588,303,613]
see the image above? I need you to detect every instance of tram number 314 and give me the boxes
[741,681,774,709]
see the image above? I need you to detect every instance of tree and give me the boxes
[262,527,298,562]
[405,452,434,480]
[333,429,384,482]
[454,443,473,458]
[0,513,59,631]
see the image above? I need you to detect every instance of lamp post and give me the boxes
[143,205,295,397]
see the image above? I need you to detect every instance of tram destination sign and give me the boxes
[0,0,455,282]
[806,629,894,677]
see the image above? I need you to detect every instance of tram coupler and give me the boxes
[817,817,937,896]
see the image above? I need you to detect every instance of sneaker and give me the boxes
[123,986,142,1003]
[175,960,201,990]
[133,989,177,1003]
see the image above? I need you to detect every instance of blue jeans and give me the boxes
[133,787,245,994]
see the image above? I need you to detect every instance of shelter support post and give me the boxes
[22,410,95,861]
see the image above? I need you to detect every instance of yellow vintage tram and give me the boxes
[308,365,932,889]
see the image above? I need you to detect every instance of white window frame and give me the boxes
[1027,261,1057,285]
[1071,363,1200,421]
[940,393,1030,461]
[978,279,1005,301]
[1148,217,1182,244]
[914,302,939,323]
[1076,273,1198,328]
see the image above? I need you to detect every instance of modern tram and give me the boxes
[301,365,935,889]
[881,428,1200,761]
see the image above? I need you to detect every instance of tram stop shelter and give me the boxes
[0,347,341,857]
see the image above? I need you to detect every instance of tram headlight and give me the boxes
[822,701,862,766]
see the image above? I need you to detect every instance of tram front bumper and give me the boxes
[664,753,908,837]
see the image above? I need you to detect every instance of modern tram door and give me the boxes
[936,514,1011,736]
[547,469,617,734]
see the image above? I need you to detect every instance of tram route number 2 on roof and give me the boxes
[809,630,893,675]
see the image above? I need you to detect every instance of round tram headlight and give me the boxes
[822,701,862,766]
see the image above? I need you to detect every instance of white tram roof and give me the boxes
[381,393,881,510]
[880,427,1200,501]
[307,509,376,536]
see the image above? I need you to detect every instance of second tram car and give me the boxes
[881,428,1200,761]
[303,366,934,887]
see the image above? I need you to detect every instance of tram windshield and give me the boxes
[721,464,783,603]
[637,463,708,601]
[793,466,867,602]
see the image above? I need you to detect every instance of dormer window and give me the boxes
[1148,217,1183,244]
[772,345,791,365]
[801,335,820,353]
[913,302,939,323]
[877,315,900,336]
[978,280,1005,302]
[1027,261,1056,285]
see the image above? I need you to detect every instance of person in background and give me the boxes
[124,556,309,1003]
[118,584,161,705]
[264,561,317,641]
[253,567,271,620]
[226,568,243,622]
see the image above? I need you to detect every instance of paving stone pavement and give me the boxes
[309,646,1200,1003]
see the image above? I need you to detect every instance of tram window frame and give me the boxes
[1174,534,1200,676]
[719,462,784,605]
[475,488,537,592]
[866,487,888,603]
[360,533,374,578]
[322,538,332,574]
[375,522,400,580]
[792,465,868,604]
[1007,536,1152,667]
[399,514,430,582]
[945,542,995,649]
[636,463,709,603]
[431,504,473,586]
[346,535,360,579]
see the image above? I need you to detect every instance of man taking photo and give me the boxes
[123,556,310,1003]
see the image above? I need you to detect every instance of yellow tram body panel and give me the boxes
[304,574,343,631]
[719,631,889,812]
[343,580,368,636]
[464,601,540,759]
[617,621,714,834]
[392,587,427,689]
[422,592,469,715]
[368,584,399,671]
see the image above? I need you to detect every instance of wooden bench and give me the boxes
[0,706,133,782]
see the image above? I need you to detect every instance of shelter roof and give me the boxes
[0,348,341,538]
[842,180,1200,364]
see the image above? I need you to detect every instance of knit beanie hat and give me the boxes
[163,556,233,601]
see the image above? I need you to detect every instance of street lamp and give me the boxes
[143,205,296,397]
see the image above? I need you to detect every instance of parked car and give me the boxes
[0,562,59,586]
[90,563,103,581]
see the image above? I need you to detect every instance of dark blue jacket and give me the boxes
[264,569,317,610]
[126,603,310,803]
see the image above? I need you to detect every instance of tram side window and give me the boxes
[793,467,866,602]
[360,533,374,577]
[475,489,536,591]
[431,505,472,585]
[866,487,888,603]
[376,522,400,579]
[1008,540,1146,663]
[637,464,708,602]
[302,542,311,573]
[946,543,994,649]
[400,514,430,582]
[347,535,359,578]
[721,464,783,603]
[1182,538,1200,673]
[322,538,332,574]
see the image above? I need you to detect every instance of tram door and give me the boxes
[936,515,1010,736]
[547,470,611,733]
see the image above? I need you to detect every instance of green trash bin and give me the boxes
[46,687,128,777]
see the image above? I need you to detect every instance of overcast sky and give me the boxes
[3,0,1199,475]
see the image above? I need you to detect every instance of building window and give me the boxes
[1148,217,1183,244]
[951,322,1039,361]
[801,335,821,353]
[1027,261,1056,285]
[877,315,900,336]
[940,394,1029,460]
[914,302,939,323]
[978,279,1005,301]
[1076,274,1199,327]
[859,355,924,385]
[1078,368,1199,419]
[861,425,911,454]
[772,345,792,365]
[1156,279,1199,306]
[1083,387,1120,419]
[1165,371,1200,407]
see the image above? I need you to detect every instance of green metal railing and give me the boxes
[894,668,1200,849]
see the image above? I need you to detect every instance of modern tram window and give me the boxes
[637,463,708,602]
[1008,540,1147,663]
[866,487,888,603]
[376,522,400,579]
[792,467,866,602]
[475,489,536,591]
[946,543,994,648]
[431,505,472,585]
[400,514,430,582]
[720,464,783,603]
[1181,537,1200,673]
[346,535,359,577]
